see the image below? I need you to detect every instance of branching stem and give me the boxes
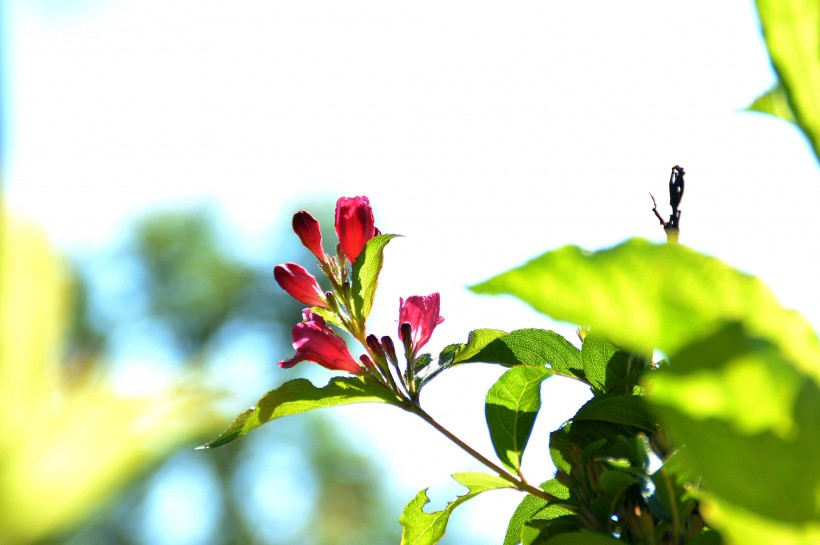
[404,402,559,504]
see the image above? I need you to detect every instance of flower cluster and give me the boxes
[273,196,443,400]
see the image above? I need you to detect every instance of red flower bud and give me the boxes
[274,263,328,308]
[279,310,363,374]
[292,211,327,263]
[398,293,444,355]
[335,196,375,263]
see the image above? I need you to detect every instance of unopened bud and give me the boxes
[381,336,398,365]
[324,291,340,313]
[273,263,328,308]
[292,211,327,263]
[366,334,385,360]
[359,354,377,370]
[399,322,414,357]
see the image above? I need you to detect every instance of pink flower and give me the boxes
[274,263,328,308]
[335,196,375,263]
[398,293,444,355]
[292,211,326,263]
[279,310,363,374]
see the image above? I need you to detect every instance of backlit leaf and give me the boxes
[756,0,820,162]
[352,234,398,322]
[400,472,514,545]
[648,323,820,525]
[199,376,398,448]
[456,329,583,379]
[747,83,796,122]
[471,239,820,385]
[451,328,507,364]
[486,366,552,474]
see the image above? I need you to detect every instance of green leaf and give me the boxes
[579,335,613,393]
[504,480,575,545]
[310,305,347,329]
[648,461,697,526]
[352,233,398,322]
[400,472,514,545]
[747,83,796,123]
[702,500,819,545]
[540,532,623,544]
[456,329,583,378]
[756,0,820,163]
[685,531,723,545]
[470,239,820,385]
[451,328,508,364]
[486,366,552,474]
[591,469,638,522]
[580,335,649,395]
[648,322,820,525]
[574,394,656,432]
[198,376,398,448]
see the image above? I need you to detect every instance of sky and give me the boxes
[4,0,820,543]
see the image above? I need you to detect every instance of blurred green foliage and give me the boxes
[0,205,223,545]
[1,200,404,544]
[751,0,820,163]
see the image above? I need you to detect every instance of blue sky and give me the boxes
[4,0,820,542]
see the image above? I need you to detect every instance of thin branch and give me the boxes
[405,403,560,504]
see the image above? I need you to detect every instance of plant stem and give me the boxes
[406,403,558,504]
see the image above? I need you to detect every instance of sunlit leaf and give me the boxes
[451,328,507,364]
[352,234,398,322]
[310,305,347,330]
[486,366,552,474]
[471,239,820,385]
[702,500,820,545]
[456,329,583,379]
[747,83,796,122]
[648,323,820,526]
[400,472,514,545]
[579,335,613,393]
[756,0,820,162]
[199,376,398,448]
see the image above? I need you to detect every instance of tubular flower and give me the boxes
[292,210,327,263]
[398,293,444,355]
[273,263,328,308]
[279,309,363,374]
[335,196,375,263]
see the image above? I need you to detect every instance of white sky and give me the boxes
[5,0,820,542]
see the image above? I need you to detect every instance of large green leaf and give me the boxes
[755,0,820,163]
[471,239,820,385]
[485,366,552,474]
[648,323,820,528]
[352,233,398,322]
[399,472,514,545]
[456,329,583,379]
[198,376,398,448]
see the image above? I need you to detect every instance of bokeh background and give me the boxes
[1,1,818,544]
